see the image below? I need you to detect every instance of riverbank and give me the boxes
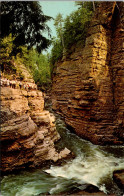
[1,115,124,196]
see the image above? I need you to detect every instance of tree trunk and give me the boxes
[93,2,95,11]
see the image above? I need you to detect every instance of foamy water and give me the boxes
[1,117,124,196]
[45,144,124,194]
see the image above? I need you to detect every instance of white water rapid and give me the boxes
[1,117,124,196]
[45,144,124,194]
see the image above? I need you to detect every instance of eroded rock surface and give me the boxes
[113,169,124,190]
[52,2,124,145]
[1,68,71,173]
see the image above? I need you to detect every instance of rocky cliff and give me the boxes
[52,2,124,145]
[1,63,70,173]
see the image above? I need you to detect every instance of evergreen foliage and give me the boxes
[63,7,92,50]
[1,2,52,89]
[50,2,93,65]
[50,38,63,66]
[1,1,52,54]
[75,1,96,11]
[54,14,65,55]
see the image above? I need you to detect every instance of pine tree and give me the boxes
[1,1,52,53]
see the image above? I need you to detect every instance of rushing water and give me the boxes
[1,116,124,196]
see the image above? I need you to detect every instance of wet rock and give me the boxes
[69,190,112,195]
[113,169,124,190]
[59,148,71,159]
[83,184,100,193]
[50,184,109,196]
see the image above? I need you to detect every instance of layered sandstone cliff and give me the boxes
[52,2,124,145]
[1,63,70,173]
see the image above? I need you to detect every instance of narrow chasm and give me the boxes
[1,2,124,196]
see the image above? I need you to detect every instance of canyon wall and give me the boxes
[52,2,124,145]
[1,63,70,173]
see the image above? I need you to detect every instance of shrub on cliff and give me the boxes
[16,47,51,90]
[0,34,51,89]
[0,34,17,74]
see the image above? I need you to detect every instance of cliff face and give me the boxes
[1,63,70,173]
[52,2,124,145]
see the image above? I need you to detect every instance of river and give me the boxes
[1,115,124,196]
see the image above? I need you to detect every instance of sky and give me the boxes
[39,1,78,53]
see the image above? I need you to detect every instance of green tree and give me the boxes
[1,1,52,53]
[50,5,93,66]
[63,7,92,50]
[49,38,63,66]
[0,34,16,73]
[16,47,51,90]
[54,13,66,56]
[75,1,96,12]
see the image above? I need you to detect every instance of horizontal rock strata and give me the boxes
[1,75,71,173]
[52,2,124,145]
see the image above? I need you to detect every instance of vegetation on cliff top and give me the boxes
[49,2,96,66]
[0,2,97,90]
[16,47,51,90]
[0,35,51,90]
[0,2,51,90]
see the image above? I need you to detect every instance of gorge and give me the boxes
[1,1,124,196]
[52,2,124,145]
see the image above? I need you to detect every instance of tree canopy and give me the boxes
[0,34,51,90]
[1,1,52,53]
[54,13,65,55]
[75,1,96,11]
[16,47,51,90]
[50,2,93,65]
